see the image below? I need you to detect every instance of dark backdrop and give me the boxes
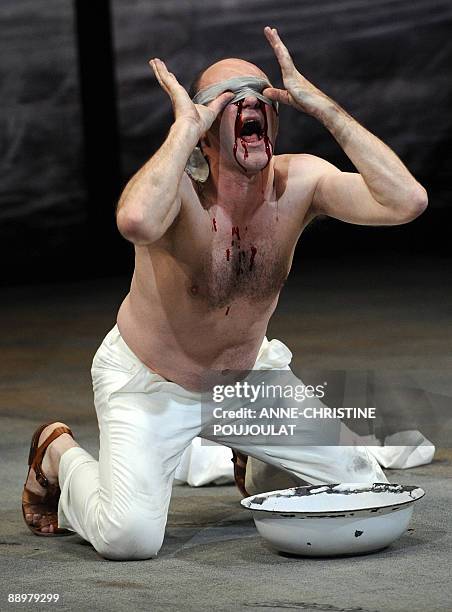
[1,0,451,284]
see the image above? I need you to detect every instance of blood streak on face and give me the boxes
[212,217,217,232]
[226,248,230,261]
[259,100,273,167]
[232,226,241,241]
[233,100,248,171]
[225,306,230,316]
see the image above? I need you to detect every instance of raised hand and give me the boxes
[263,27,329,116]
[149,58,234,135]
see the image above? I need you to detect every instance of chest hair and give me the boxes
[200,236,288,309]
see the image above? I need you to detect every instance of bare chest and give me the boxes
[194,223,290,310]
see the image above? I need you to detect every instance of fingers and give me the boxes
[149,57,192,115]
[149,58,186,98]
[149,58,173,96]
[206,91,235,117]
[264,26,296,77]
[263,87,292,107]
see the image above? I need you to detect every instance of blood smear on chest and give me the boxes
[249,245,257,270]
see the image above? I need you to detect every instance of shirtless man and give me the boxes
[22,27,427,559]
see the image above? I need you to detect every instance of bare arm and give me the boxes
[117,58,233,245]
[263,27,428,225]
[308,103,427,225]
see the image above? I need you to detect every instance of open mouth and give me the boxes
[232,100,273,169]
[239,119,264,143]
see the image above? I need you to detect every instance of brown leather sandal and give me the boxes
[22,422,74,537]
[231,449,250,498]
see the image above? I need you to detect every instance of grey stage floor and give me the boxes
[1,256,451,611]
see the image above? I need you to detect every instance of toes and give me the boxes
[25,509,59,534]
[39,514,57,534]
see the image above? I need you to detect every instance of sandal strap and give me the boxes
[32,426,73,488]
[23,481,60,506]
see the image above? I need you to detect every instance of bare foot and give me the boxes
[23,422,78,534]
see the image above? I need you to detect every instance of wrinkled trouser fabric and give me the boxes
[58,325,387,560]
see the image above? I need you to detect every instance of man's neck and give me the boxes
[202,159,273,222]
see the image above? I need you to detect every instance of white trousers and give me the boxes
[58,325,387,560]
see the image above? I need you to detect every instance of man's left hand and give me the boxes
[263,26,329,117]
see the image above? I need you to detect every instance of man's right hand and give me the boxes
[149,58,234,136]
[117,59,233,246]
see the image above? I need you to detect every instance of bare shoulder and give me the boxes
[273,153,340,222]
[274,152,339,183]
[178,171,208,216]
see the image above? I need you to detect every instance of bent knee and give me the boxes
[94,510,165,561]
[96,530,163,561]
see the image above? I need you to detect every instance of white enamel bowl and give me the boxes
[241,483,425,557]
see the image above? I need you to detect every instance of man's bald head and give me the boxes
[190,58,270,97]
[186,57,278,179]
